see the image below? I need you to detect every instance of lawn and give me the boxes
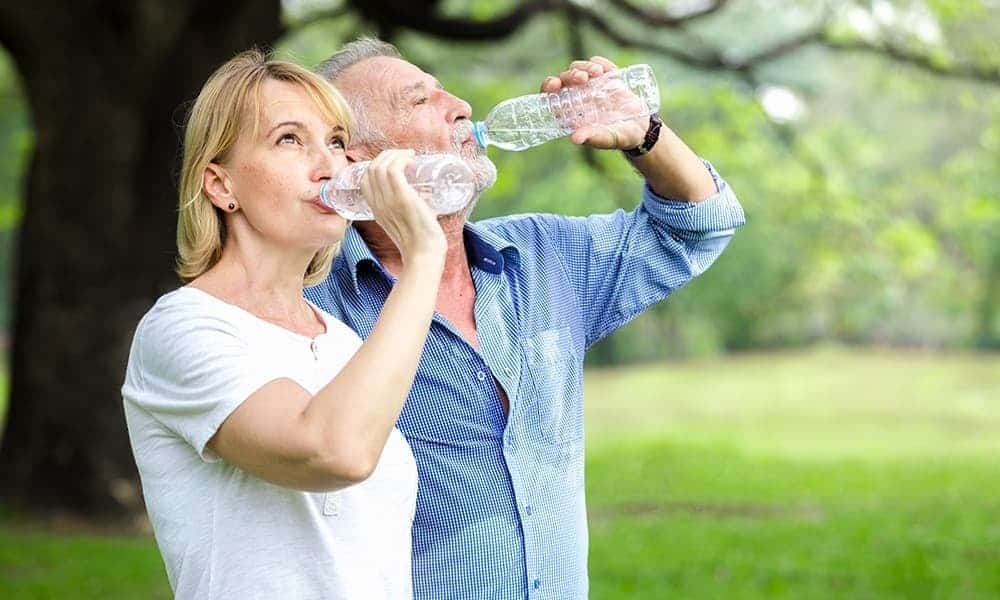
[585,348,1000,599]
[2,348,999,598]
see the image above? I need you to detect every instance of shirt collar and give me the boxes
[463,220,519,275]
[338,225,381,294]
[337,221,520,293]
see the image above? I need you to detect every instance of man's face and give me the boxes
[341,56,497,197]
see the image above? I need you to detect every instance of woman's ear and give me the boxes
[203,163,235,210]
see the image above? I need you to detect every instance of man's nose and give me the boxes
[444,92,472,123]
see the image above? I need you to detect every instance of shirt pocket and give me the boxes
[521,327,584,446]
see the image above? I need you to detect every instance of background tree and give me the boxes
[0,0,284,515]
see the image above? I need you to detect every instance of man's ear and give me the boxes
[203,163,234,209]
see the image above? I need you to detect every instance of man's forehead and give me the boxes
[344,56,438,99]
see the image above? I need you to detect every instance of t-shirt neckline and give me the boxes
[178,286,331,342]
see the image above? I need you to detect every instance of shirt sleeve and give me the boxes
[535,163,746,347]
[122,302,285,462]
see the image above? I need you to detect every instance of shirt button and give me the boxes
[533,579,541,590]
[476,370,487,381]
[524,505,533,516]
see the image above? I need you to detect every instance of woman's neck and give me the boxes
[191,231,323,336]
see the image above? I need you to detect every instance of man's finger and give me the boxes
[569,60,604,77]
[559,68,590,87]
[588,56,618,72]
[540,75,561,93]
[570,125,602,146]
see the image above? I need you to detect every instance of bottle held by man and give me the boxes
[472,64,660,151]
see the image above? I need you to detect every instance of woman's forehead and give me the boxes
[252,79,343,132]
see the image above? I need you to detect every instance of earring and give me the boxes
[228,202,235,211]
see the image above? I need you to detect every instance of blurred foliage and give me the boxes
[1,0,998,360]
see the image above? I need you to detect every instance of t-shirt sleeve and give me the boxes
[122,301,284,462]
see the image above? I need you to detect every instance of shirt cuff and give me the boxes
[641,160,746,233]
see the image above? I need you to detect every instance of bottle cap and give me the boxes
[471,121,488,149]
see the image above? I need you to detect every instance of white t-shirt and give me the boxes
[122,287,417,600]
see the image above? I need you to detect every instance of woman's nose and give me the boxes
[312,145,346,181]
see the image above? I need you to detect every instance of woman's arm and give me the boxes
[208,150,447,491]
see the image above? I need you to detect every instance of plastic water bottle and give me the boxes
[320,153,476,220]
[471,64,660,151]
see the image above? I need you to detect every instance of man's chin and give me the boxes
[468,156,497,194]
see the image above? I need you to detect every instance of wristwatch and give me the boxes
[623,113,663,158]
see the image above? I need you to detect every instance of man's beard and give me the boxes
[450,121,497,196]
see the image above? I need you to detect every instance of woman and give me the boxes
[121,50,444,599]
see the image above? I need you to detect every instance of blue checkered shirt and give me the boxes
[305,168,744,599]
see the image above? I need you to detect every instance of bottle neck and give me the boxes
[472,121,488,149]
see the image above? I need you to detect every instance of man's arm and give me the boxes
[540,56,716,202]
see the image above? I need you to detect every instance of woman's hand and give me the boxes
[360,149,447,266]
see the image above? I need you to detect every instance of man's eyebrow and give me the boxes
[392,78,445,110]
[399,79,444,98]
[399,81,427,98]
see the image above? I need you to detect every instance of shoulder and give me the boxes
[473,213,575,248]
[476,209,629,238]
[131,288,248,357]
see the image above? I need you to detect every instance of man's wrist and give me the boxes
[623,113,663,158]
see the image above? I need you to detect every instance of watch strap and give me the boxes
[623,113,663,158]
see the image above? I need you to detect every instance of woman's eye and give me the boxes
[277,133,299,145]
[414,97,428,106]
[329,137,346,149]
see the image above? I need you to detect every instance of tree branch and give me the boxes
[570,5,725,70]
[284,4,350,30]
[573,5,1000,86]
[607,0,731,28]
[346,0,561,41]
[820,38,1000,86]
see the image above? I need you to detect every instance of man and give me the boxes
[308,38,745,599]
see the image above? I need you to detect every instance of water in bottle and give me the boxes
[320,153,476,220]
[471,64,660,151]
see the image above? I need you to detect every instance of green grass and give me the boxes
[0,530,170,599]
[1,348,998,598]
[585,348,1000,598]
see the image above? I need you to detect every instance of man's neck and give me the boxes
[356,213,470,280]
[357,213,485,356]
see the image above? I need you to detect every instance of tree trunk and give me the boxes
[0,0,282,516]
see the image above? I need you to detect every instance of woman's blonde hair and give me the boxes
[176,48,353,286]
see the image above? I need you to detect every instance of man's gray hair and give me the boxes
[315,37,402,149]
[315,37,401,82]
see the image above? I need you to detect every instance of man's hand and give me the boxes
[540,56,648,150]
[542,57,716,201]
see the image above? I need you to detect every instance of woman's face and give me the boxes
[218,79,349,250]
